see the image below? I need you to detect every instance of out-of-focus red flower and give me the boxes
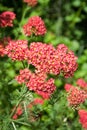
[0,43,5,56]
[76,78,87,88]
[78,109,87,128]
[28,98,44,109]
[23,0,37,6]
[12,114,18,120]
[12,106,23,120]
[64,84,74,92]
[0,11,16,27]
[23,16,46,36]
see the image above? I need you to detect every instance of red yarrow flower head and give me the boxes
[27,42,78,77]
[15,68,32,84]
[23,16,46,36]
[78,109,87,128]
[76,78,87,88]
[0,11,16,27]
[57,44,78,78]
[26,72,56,99]
[16,69,56,99]
[28,42,61,75]
[67,87,87,107]
[4,40,29,61]
[23,0,37,6]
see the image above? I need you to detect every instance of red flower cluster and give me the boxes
[4,40,29,60]
[27,75,56,99]
[0,11,16,27]
[23,0,37,6]
[0,37,11,56]
[28,42,60,75]
[28,42,77,77]
[5,41,77,77]
[23,16,46,36]
[15,68,32,84]
[14,42,78,98]
[12,106,23,120]
[16,69,56,99]
[76,78,87,88]
[57,44,78,78]
[78,109,87,128]
[65,81,87,107]
[67,87,86,107]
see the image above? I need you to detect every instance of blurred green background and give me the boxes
[0,0,87,129]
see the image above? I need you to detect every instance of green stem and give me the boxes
[20,5,30,26]
[22,61,26,68]
[10,89,27,118]
[27,63,30,69]
[13,120,31,127]
[23,101,28,120]
[12,122,17,130]
[17,5,30,36]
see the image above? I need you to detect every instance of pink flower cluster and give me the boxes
[23,0,37,6]
[28,42,60,75]
[13,42,78,98]
[65,79,87,129]
[0,11,16,27]
[23,16,46,36]
[27,75,56,99]
[67,86,86,107]
[16,69,56,99]
[65,79,87,107]
[28,42,78,77]
[4,40,29,60]
[5,41,77,77]
[15,68,32,84]
[78,109,87,129]
[57,44,78,78]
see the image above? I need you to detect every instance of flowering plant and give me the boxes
[0,0,87,130]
